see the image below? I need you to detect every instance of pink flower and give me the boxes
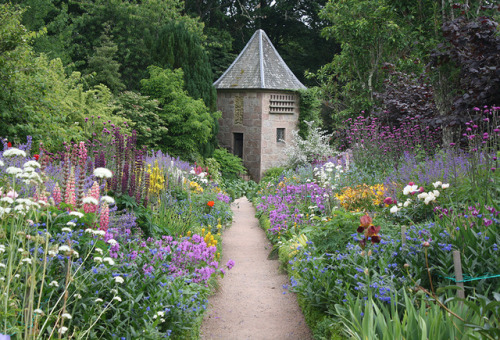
[53,184,62,206]
[6,190,18,199]
[99,203,109,231]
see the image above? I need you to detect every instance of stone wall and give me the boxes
[260,91,299,178]
[216,90,299,181]
[216,90,263,180]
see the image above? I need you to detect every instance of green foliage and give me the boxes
[86,26,125,93]
[334,291,477,340]
[114,91,167,150]
[261,167,286,183]
[298,88,322,139]
[140,66,220,159]
[212,148,246,180]
[222,179,258,200]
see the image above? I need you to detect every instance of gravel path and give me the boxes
[200,197,312,340]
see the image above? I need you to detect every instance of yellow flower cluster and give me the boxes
[335,184,385,212]
[147,161,165,196]
[189,181,204,194]
[201,228,218,247]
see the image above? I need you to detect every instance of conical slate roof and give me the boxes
[214,29,306,90]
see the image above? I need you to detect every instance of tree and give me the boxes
[140,66,220,159]
[86,26,125,93]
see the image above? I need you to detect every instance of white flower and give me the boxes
[23,160,41,168]
[403,184,419,195]
[93,167,113,179]
[403,199,412,207]
[112,296,122,302]
[0,277,5,281]
[18,248,24,252]
[432,190,440,197]
[69,211,84,218]
[0,263,5,268]
[95,298,103,303]
[58,327,68,335]
[94,257,103,263]
[49,280,59,287]
[14,274,20,278]
[417,192,428,200]
[82,197,98,205]
[62,227,72,233]
[441,183,450,189]
[59,245,71,252]
[3,148,27,158]
[74,294,82,299]
[93,230,106,236]
[95,248,103,254]
[398,203,403,207]
[61,313,72,320]
[157,311,165,317]
[111,289,118,294]
[0,160,3,166]
[198,172,206,179]
[390,205,399,214]
[432,181,442,188]
[22,258,32,265]
[0,197,14,204]
[100,196,115,205]
[107,239,118,245]
[72,250,79,258]
[424,193,436,205]
[160,318,165,323]
[5,167,22,175]
[66,221,76,227]
[103,257,115,265]
[48,250,58,257]
[85,228,93,233]
[29,172,42,182]
[33,308,44,315]
[23,166,35,173]
[114,276,124,284]
[189,169,196,174]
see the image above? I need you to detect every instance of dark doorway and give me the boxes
[233,133,243,158]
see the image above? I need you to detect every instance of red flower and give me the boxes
[359,214,372,227]
[33,154,39,161]
[383,197,393,205]
[207,201,215,208]
[7,142,12,148]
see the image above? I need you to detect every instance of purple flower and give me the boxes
[226,260,235,270]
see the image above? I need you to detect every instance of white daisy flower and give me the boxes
[93,167,113,179]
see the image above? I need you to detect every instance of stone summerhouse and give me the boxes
[214,29,306,181]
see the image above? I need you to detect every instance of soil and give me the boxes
[200,197,313,340]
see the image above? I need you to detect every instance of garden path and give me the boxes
[200,197,312,340]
